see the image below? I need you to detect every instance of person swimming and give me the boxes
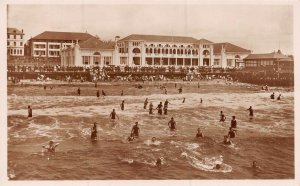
[163,105,168,115]
[120,100,125,111]
[230,116,237,129]
[270,92,275,99]
[151,137,157,143]
[110,109,119,120]
[200,98,203,103]
[156,158,162,167]
[247,106,254,119]
[182,97,185,103]
[96,90,100,98]
[196,128,203,138]
[131,122,140,137]
[91,122,98,140]
[178,87,182,94]
[144,98,148,109]
[77,87,81,96]
[277,94,281,100]
[121,90,124,96]
[164,99,170,108]
[149,102,154,114]
[220,111,226,122]
[156,102,163,115]
[168,117,176,131]
[42,141,59,153]
[102,90,106,96]
[223,135,232,145]
[28,105,32,118]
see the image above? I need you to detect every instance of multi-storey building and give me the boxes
[7,28,25,56]
[61,33,251,68]
[29,31,93,58]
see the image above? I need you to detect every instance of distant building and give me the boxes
[60,36,115,66]
[29,31,93,58]
[244,50,293,71]
[212,42,251,68]
[7,27,25,56]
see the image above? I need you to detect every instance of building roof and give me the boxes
[79,36,115,50]
[119,34,199,43]
[213,42,251,54]
[198,38,213,44]
[244,50,289,60]
[31,31,93,41]
[7,27,24,35]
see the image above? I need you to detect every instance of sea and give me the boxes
[7,80,294,180]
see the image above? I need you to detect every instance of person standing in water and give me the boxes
[163,105,168,115]
[102,90,106,96]
[178,87,183,94]
[144,98,148,109]
[120,100,125,111]
[96,90,100,98]
[28,105,32,118]
[121,90,124,96]
[228,127,236,138]
[164,99,170,108]
[231,116,237,129]
[149,102,154,114]
[164,88,168,95]
[91,122,98,140]
[110,109,119,120]
[220,111,226,122]
[182,97,186,103]
[200,98,203,103]
[156,102,163,115]
[270,92,275,99]
[168,117,176,131]
[42,141,59,153]
[277,94,281,100]
[196,128,203,138]
[247,106,254,119]
[131,122,140,137]
[77,87,81,96]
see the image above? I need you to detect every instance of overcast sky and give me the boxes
[7,4,293,54]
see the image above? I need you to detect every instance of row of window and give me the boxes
[245,60,274,67]
[9,48,23,55]
[7,41,23,47]
[145,48,201,55]
[7,34,23,39]
[82,56,112,65]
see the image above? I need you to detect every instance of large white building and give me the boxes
[7,28,25,56]
[61,34,251,68]
[29,31,93,58]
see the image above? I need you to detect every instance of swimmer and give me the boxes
[156,102,163,115]
[91,122,97,140]
[156,158,162,167]
[77,87,81,96]
[215,164,221,170]
[252,161,262,171]
[121,90,124,96]
[109,109,119,120]
[196,128,204,138]
[28,105,32,118]
[164,99,170,108]
[144,98,148,109]
[163,105,168,115]
[178,87,182,94]
[230,116,237,129]
[219,111,226,122]
[43,85,47,90]
[168,117,176,131]
[270,92,275,99]
[120,100,125,111]
[131,122,140,137]
[223,135,232,145]
[247,106,254,119]
[42,141,59,153]
[182,97,185,103]
[149,102,154,114]
[164,88,167,95]
[102,90,106,96]
[277,94,281,100]
[96,90,100,98]
[151,137,157,143]
[200,98,203,103]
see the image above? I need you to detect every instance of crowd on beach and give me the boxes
[24,81,284,171]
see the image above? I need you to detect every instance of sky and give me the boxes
[7,4,293,54]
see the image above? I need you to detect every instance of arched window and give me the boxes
[165,44,170,48]
[187,45,191,48]
[188,49,191,55]
[150,48,153,53]
[172,44,177,48]
[170,49,172,54]
[150,44,155,47]
[185,49,187,54]
[158,48,161,54]
[173,49,176,54]
[133,48,141,53]
[203,50,210,55]
[154,48,157,54]
[177,49,180,54]
[162,49,165,54]
[93,52,100,55]
[158,44,162,48]
[195,49,198,55]
[192,50,195,55]
[166,49,168,54]
[146,48,149,53]
[181,49,184,54]
[180,45,184,48]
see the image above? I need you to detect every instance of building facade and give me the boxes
[244,50,293,71]
[61,33,251,68]
[29,31,93,58]
[7,28,25,56]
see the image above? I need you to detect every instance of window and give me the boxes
[227,59,233,66]
[20,50,22,55]
[14,49,16,54]
[21,35,23,39]
[82,56,90,65]
[93,56,100,65]
[7,41,9,46]
[14,35,16,39]
[150,48,153,53]
[146,48,149,53]
[104,56,112,65]
[20,42,23,46]
[14,42,16,46]
[120,57,127,65]
[214,59,220,66]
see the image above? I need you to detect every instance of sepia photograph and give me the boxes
[2,0,299,184]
